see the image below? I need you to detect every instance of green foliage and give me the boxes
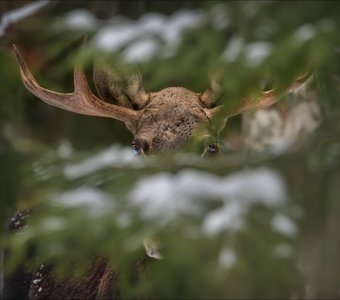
[1,0,340,298]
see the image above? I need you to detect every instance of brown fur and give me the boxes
[134,87,211,152]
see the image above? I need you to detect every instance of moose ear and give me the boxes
[93,61,133,108]
[93,59,149,110]
[125,71,149,109]
[199,73,221,108]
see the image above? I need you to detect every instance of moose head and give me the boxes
[13,45,308,156]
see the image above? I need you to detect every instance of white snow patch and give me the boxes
[243,95,322,152]
[53,187,114,211]
[123,38,160,62]
[63,9,97,30]
[64,144,140,179]
[129,167,287,235]
[294,24,316,42]
[245,42,273,67]
[137,13,166,34]
[162,9,205,46]
[223,39,273,67]
[243,108,286,152]
[0,1,50,37]
[221,36,244,62]
[203,202,245,235]
[271,213,298,237]
[57,139,73,159]
[93,23,137,52]
[92,9,205,60]
[219,247,237,269]
[284,101,322,141]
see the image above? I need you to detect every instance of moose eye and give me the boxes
[132,142,142,155]
[201,143,219,158]
[207,143,218,154]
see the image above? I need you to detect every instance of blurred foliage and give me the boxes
[1,0,340,298]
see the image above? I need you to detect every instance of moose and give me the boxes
[4,44,308,299]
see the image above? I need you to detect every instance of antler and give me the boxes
[204,72,312,119]
[13,45,139,130]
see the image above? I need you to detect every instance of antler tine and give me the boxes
[205,72,312,119]
[13,44,138,127]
